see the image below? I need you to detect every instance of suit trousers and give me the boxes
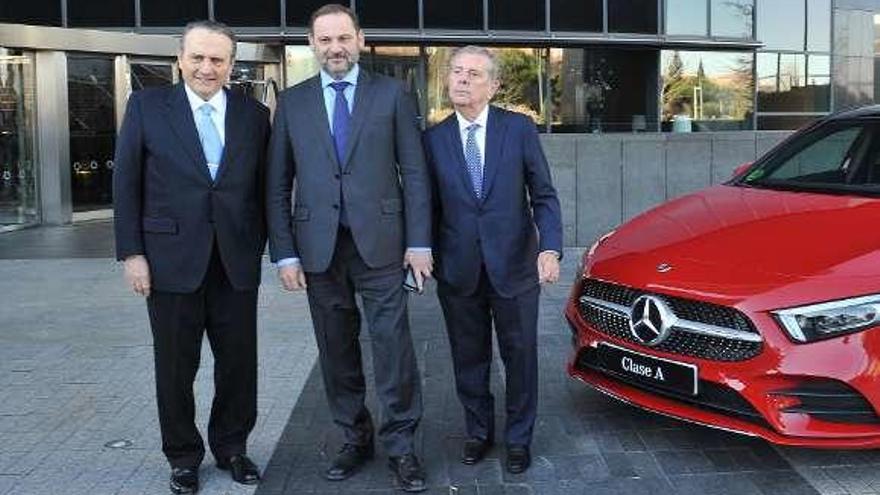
[304,227,422,456]
[437,267,539,447]
[146,242,258,468]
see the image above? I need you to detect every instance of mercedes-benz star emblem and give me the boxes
[656,263,672,273]
[628,295,676,346]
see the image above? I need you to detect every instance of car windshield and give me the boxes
[738,121,880,196]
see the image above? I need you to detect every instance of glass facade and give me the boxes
[666,0,707,37]
[551,0,602,32]
[711,0,753,39]
[0,49,39,227]
[756,0,832,129]
[358,0,419,29]
[609,0,658,34]
[489,0,546,31]
[67,54,116,212]
[130,62,174,91]
[552,48,658,132]
[661,50,754,132]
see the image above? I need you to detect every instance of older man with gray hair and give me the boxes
[422,45,563,474]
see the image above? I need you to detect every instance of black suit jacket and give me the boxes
[424,106,563,298]
[113,84,270,293]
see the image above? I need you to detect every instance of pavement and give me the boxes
[2,221,880,494]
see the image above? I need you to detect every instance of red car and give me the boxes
[565,107,880,448]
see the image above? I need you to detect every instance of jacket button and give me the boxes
[334,173,340,179]
[332,204,339,210]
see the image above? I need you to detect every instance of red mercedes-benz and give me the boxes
[565,107,880,448]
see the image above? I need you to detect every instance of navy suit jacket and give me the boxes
[424,106,563,298]
[113,84,270,293]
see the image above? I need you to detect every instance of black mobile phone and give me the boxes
[403,266,422,294]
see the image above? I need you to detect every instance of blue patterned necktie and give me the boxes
[330,81,351,165]
[464,123,483,198]
[196,103,223,181]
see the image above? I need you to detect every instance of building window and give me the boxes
[286,0,344,28]
[756,53,830,113]
[711,0,753,38]
[666,0,707,37]
[806,0,831,52]
[67,0,134,27]
[550,47,658,133]
[661,50,754,132]
[141,0,207,27]
[358,0,419,29]
[609,0,658,34]
[550,0,602,32]
[130,62,174,90]
[361,46,422,116]
[423,0,483,30]
[489,0,545,31]
[0,49,39,227]
[757,0,805,51]
[215,0,281,27]
[67,54,116,212]
[0,0,61,26]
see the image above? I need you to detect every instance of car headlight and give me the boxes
[773,295,880,343]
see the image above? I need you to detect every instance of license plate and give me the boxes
[596,343,698,396]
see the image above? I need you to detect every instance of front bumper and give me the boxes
[565,301,880,449]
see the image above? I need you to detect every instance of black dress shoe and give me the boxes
[325,443,374,481]
[388,454,427,492]
[505,445,531,474]
[169,467,199,494]
[217,454,260,485]
[461,438,493,465]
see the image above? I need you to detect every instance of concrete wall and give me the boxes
[540,131,792,247]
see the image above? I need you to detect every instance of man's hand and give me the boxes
[404,250,433,291]
[124,255,152,297]
[278,264,307,291]
[537,250,560,284]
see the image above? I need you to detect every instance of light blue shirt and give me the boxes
[321,65,359,133]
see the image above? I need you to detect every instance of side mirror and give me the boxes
[732,161,753,178]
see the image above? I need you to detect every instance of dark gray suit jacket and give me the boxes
[265,69,431,272]
[113,84,270,292]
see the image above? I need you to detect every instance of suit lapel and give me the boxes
[306,76,340,167]
[441,114,478,206]
[480,106,506,201]
[341,69,376,170]
[165,84,211,182]
[214,88,241,184]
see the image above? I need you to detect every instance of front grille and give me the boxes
[774,380,880,424]
[578,279,762,362]
[575,347,769,428]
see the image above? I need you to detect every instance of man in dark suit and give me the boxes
[265,4,432,492]
[423,45,563,474]
[113,20,268,495]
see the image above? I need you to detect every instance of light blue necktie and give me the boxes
[464,123,482,198]
[196,103,223,180]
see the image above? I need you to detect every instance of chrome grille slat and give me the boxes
[578,279,763,362]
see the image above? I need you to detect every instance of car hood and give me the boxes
[588,185,880,309]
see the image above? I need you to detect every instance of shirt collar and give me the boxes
[455,104,490,134]
[183,83,227,114]
[321,64,360,89]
